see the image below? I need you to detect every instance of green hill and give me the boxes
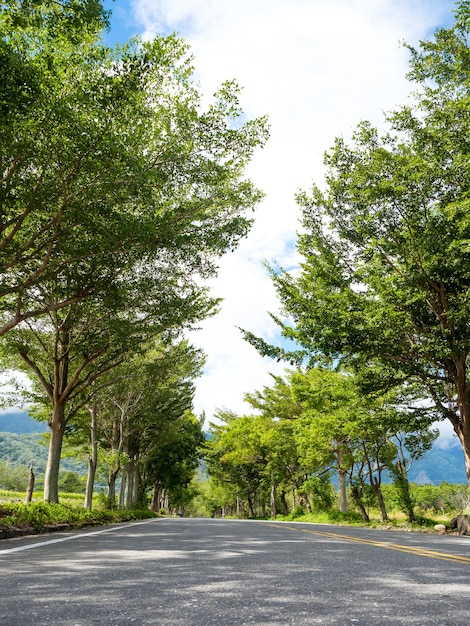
[0,412,85,477]
[0,410,47,434]
[408,443,466,485]
[0,431,49,470]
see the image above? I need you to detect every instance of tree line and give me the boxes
[240,1,470,491]
[204,367,439,523]
[0,0,268,506]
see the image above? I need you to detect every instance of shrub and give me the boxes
[0,501,156,532]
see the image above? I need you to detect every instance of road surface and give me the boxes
[1,518,469,625]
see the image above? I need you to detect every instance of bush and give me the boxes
[412,483,470,515]
[0,501,156,532]
[58,471,86,494]
[0,462,29,492]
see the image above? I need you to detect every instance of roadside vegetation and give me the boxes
[186,477,470,532]
[0,490,156,536]
[1,480,468,536]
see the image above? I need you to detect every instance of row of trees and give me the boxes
[0,1,268,503]
[205,368,438,522]
[242,1,470,487]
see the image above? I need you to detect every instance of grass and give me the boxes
[0,490,157,535]
[272,507,453,533]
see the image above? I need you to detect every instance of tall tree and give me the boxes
[1,0,268,336]
[2,0,268,501]
[243,2,470,484]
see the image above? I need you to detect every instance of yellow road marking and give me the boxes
[265,523,470,565]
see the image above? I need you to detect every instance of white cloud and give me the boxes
[129,0,456,426]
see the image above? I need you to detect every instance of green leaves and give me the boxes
[1,3,268,335]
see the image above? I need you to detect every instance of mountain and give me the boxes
[0,410,47,434]
[0,431,49,471]
[408,441,466,485]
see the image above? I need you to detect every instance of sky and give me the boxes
[101,0,458,436]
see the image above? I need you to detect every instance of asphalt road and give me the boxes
[1,518,470,625]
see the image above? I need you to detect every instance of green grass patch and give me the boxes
[272,506,446,532]
[0,500,156,533]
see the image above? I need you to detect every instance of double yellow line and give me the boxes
[266,523,470,565]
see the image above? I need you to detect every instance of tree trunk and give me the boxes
[299,493,312,514]
[280,490,289,515]
[132,455,140,505]
[337,448,348,512]
[108,468,119,509]
[151,480,161,512]
[247,494,255,517]
[270,471,277,518]
[126,460,134,508]
[44,402,66,503]
[24,464,35,503]
[261,500,267,517]
[372,477,388,522]
[84,405,98,511]
[453,411,470,487]
[350,485,370,523]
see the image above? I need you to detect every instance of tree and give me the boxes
[145,411,205,514]
[290,368,360,513]
[243,2,470,485]
[205,411,272,517]
[2,0,268,501]
[1,0,268,335]
[245,371,346,514]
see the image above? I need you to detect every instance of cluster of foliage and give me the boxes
[0,0,267,505]
[204,368,441,523]
[0,500,155,534]
[384,482,470,516]
[242,1,470,488]
[0,461,28,491]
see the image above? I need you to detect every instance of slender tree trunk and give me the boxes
[108,467,120,509]
[270,470,277,518]
[119,478,125,508]
[300,494,312,514]
[350,485,370,523]
[84,405,98,510]
[132,455,140,505]
[337,448,348,512]
[372,477,388,522]
[151,480,161,512]
[44,402,66,503]
[126,460,134,508]
[24,464,35,503]
[247,494,255,517]
[280,490,289,515]
[453,412,470,487]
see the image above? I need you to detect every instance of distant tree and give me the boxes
[145,411,205,513]
[0,461,28,491]
[58,471,85,494]
[205,411,271,517]
[245,375,316,515]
